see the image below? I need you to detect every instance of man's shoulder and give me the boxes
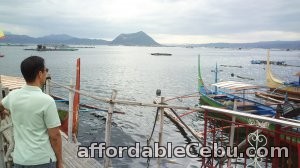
[5,88,21,97]
[40,93,55,101]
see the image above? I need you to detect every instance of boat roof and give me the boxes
[211,81,260,91]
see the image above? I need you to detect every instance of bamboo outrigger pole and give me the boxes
[104,90,117,168]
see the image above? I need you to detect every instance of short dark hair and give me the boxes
[20,56,45,83]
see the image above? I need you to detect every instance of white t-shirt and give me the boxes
[2,85,61,165]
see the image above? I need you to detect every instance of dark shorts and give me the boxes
[14,159,56,168]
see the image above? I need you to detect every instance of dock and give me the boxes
[0,75,102,168]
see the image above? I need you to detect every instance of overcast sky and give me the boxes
[1,0,300,44]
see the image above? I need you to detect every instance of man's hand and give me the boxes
[0,103,5,114]
[56,161,64,168]
[0,109,9,119]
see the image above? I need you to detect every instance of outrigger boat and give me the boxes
[197,55,300,149]
[198,55,276,124]
[266,50,300,97]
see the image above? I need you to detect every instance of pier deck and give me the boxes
[61,133,102,168]
[0,75,25,90]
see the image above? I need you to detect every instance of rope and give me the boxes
[178,109,198,118]
[146,108,160,167]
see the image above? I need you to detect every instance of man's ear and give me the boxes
[38,71,43,79]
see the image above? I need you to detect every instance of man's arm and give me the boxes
[0,103,4,113]
[48,127,63,168]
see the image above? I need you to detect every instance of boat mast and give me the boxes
[214,63,218,93]
[198,55,204,92]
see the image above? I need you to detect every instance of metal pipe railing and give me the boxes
[49,80,300,129]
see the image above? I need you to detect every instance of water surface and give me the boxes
[0,46,299,167]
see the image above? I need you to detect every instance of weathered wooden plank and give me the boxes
[61,132,102,168]
[0,75,26,90]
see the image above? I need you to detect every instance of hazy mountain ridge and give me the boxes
[186,41,300,49]
[1,32,300,49]
[1,31,160,46]
[1,34,110,45]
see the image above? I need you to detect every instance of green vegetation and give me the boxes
[58,109,68,122]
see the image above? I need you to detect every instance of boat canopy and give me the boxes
[211,81,260,91]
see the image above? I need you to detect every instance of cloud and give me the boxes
[0,0,299,43]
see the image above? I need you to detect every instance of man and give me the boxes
[0,56,63,168]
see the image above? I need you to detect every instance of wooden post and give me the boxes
[3,88,8,98]
[104,90,117,168]
[68,80,75,142]
[157,97,165,167]
[45,74,51,95]
[227,99,237,167]
[0,82,6,168]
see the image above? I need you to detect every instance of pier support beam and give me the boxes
[45,74,51,95]
[68,80,75,142]
[157,97,165,167]
[104,90,117,168]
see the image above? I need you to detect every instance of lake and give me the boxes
[0,46,299,167]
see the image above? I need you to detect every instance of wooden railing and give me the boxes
[48,79,300,168]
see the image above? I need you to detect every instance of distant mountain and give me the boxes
[1,32,299,49]
[1,34,110,45]
[2,34,35,44]
[189,41,300,49]
[0,32,160,46]
[111,31,161,46]
[38,34,74,43]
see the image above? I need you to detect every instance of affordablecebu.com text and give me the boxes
[77,142,288,158]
